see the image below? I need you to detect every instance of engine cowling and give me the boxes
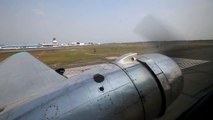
[114,53,183,120]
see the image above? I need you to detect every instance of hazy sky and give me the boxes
[0,0,213,44]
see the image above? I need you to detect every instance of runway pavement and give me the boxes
[157,47,213,120]
[64,46,213,120]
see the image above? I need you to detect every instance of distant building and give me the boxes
[78,42,85,46]
[70,42,85,46]
[60,43,70,47]
[40,43,54,47]
[0,44,42,49]
[0,39,101,50]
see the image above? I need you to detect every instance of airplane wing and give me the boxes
[0,52,66,108]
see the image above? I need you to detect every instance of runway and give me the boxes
[157,46,213,120]
[64,46,213,120]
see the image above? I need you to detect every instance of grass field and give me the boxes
[0,41,212,69]
[0,43,153,69]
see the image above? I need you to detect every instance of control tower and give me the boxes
[52,37,57,45]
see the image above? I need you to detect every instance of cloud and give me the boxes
[32,9,45,16]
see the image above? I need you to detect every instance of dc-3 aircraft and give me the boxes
[0,51,183,120]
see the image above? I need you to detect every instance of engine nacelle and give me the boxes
[3,53,183,120]
[114,53,183,120]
